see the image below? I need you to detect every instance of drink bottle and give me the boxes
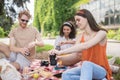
[49,54,57,66]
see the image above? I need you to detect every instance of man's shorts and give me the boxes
[9,52,31,70]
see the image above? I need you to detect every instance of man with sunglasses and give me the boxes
[0,10,44,70]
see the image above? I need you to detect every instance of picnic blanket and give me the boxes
[22,59,67,80]
[21,59,116,80]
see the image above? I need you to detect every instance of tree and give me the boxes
[0,0,30,36]
[0,0,4,15]
[33,0,89,36]
[4,0,30,19]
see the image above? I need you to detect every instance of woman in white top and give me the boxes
[54,21,76,50]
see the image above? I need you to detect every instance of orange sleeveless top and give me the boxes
[80,35,112,80]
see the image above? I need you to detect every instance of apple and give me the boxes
[33,73,39,79]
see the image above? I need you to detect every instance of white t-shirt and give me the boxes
[54,36,75,50]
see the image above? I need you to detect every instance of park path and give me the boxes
[0,38,120,57]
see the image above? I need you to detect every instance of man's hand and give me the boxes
[19,47,29,56]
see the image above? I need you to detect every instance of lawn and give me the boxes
[113,57,120,80]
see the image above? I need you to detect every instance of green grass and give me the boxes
[108,56,120,64]
[115,57,120,65]
[36,44,54,53]
[107,56,120,64]
[112,57,120,80]
[107,56,113,59]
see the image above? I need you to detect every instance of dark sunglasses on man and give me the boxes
[21,19,29,23]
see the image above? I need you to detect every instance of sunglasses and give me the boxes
[21,19,29,23]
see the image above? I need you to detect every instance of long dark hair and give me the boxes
[60,21,76,39]
[75,9,107,32]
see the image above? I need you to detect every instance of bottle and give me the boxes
[49,54,57,66]
[49,45,60,66]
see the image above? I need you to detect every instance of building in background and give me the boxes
[80,0,120,29]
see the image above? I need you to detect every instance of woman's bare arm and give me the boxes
[58,30,107,55]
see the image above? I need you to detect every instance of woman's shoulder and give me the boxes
[98,30,107,33]
[97,30,107,45]
[97,30,107,36]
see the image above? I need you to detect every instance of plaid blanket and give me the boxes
[22,59,67,80]
[22,59,115,80]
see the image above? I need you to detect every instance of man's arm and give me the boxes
[9,37,29,55]
[27,40,44,50]
[27,32,44,49]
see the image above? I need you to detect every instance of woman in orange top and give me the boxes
[50,9,112,80]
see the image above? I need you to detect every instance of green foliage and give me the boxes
[0,27,5,37]
[36,44,53,53]
[72,0,89,8]
[113,28,120,40]
[108,56,120,80]
[10,22,19,30]
[0,0,30,36]
[50,30,59,38]
[113,57,120,80]
[108,56,120,65]
[115,57,120,65]
[0,15,13,31]
[113,72,120,80]
[107,30,116,39]
[0,15,13,36]
[0,1,4,15]
[33,0,89,37]
[107,56,113,59]
[107,28,120,41]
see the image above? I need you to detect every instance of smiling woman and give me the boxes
[49,9,112,80]
[54,21,76,50]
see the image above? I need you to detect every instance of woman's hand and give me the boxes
[60,41,67,45]
[48,49,60,55]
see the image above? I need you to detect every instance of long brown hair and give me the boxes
[75,9,107,32]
